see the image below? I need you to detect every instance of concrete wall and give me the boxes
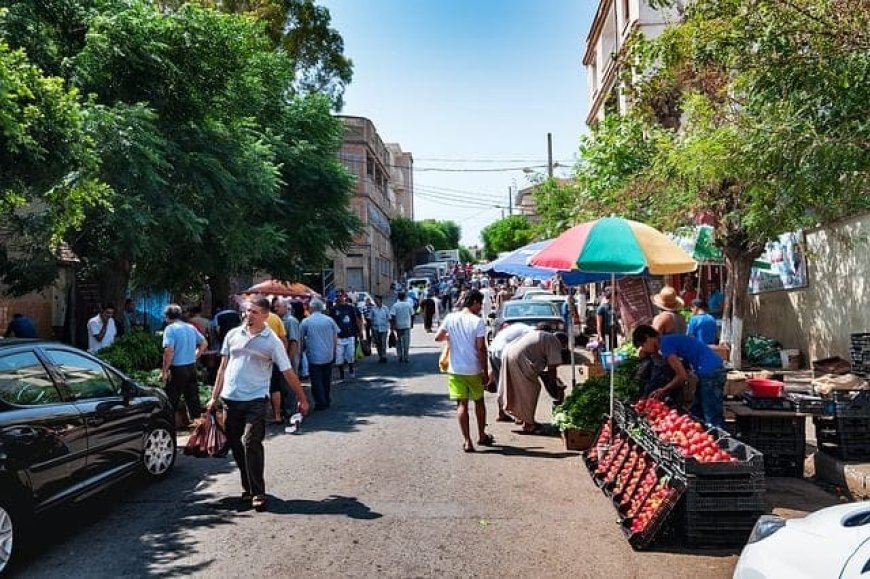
[746,212,870,361]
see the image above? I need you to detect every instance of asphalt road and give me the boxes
[13,326,841,578]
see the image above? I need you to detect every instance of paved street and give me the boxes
[15,326,839,578]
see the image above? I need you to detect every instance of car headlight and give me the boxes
[746,515,786,544]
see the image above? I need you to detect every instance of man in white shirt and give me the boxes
[488,323,534,422]
[435,289,492,452]
[389,291,415,363]
[88,304,117,354]
[370,295,391,363]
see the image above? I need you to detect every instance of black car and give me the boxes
[0,340,176,573]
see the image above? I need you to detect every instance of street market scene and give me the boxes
[1,0,868,577]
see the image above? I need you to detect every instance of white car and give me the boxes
[734,502,870,578]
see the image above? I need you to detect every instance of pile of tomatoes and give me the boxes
[632,398,736,463]
[629,480,676,534]
[586,422,612,463]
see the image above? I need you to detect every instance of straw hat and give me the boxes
[651,286,684,311]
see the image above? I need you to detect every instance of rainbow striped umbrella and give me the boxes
[530,217,697,421]
[529,217,697,275]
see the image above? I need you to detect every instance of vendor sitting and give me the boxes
[632,324,726,429]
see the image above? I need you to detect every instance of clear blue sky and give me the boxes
[319,0,596,247]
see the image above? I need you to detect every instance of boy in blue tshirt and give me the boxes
[687,299,718,344]
[632,324,725,428]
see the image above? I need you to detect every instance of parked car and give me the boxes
[0,339,177,573]
[733,502,870,578]
[488,300,566,343]
[512,287,550,300]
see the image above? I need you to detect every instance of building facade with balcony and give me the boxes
[329,116,413,298]
[583,0,680,126]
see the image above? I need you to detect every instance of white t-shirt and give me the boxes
[439,310,486,375]
[489,323,533,359]
[87,314,117,353]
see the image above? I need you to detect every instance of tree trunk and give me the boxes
[720,249,758,369]
[98,258,132,314]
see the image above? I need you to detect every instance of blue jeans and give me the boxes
[309,362,333,408]
[691,370,725,428]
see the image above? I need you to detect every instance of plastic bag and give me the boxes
[388,331,397,348]
[184,412,227,458]
[439,344,450,373]
[355,339,364,361]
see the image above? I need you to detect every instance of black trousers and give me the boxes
[222,397,267,496]
[167,363,201,419]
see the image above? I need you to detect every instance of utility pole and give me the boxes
[547,132,553,178]
[508,186,513,215]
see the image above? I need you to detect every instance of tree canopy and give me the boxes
[567,0,870,364]
[480,215,535,261]
[0,1,359,301]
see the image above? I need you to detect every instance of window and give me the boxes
[46,350,118,400]
[0,351,63,406]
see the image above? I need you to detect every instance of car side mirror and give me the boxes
[121,379,138,401]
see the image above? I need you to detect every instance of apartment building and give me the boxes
[583,0,681,126]
[330,116,413,298]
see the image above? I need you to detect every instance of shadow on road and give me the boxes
[478,444,577,460]
[15,456,240,577]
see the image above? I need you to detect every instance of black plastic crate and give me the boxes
[684,490,767,512]
[666,435,764,477]
[683,526,756,548]
[763,454,804,477]
[680,508,765,530]
[621,475,686,550]
[822,391,870,418]
[735,415,807,437]
[684,473,766,494]
[817,441,870,461]
[741,433,805,457]
[814,416,870,435]
[742,393,795,411]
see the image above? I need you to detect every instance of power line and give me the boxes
[414,187,509,208]
[415,185,505,204]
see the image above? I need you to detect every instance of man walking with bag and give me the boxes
[207,297,309,511]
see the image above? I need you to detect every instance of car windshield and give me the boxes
[503,302,558,317]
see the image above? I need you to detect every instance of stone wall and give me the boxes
[746,212,870,361]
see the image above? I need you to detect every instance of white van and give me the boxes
[406,277,431,295]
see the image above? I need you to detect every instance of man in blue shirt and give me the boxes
[633,324,725,428]
[161,304,208,423]
[686,299,718,345]
[300,299,341,410]
[4,313,37,338]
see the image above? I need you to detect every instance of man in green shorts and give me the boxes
[435,289,493,452]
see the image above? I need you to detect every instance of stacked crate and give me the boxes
[815,391,870,460]
[850,333,870,377]
[667,435,767,547]
[735,415,806,477]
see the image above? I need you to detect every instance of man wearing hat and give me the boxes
[651,286,687,336]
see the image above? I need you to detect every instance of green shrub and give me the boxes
[97,330,162,374]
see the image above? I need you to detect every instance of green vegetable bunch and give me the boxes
[552,354,642,432]
[97,330,162,374]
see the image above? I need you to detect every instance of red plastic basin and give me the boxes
[746,378,785,398]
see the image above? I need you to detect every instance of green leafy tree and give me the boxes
[531,178,583,239]
[1,2,359,305]
[175,0,353,109]
[389,216,427,273]
[480,215,535,261]
[0,27,106,294]
[573,0,870,366]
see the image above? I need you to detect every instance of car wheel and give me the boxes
[142,420,176,479]
[0,493,21,575]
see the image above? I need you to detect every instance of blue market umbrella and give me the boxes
[481,239,617,284]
